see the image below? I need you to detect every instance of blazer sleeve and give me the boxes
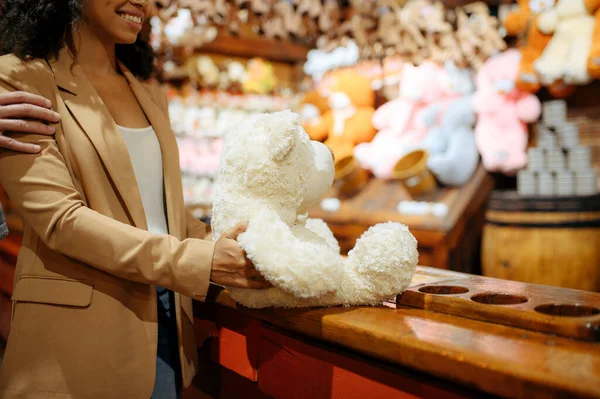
[0,63,215,301]
[150,81,214,242]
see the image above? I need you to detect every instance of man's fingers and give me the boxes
[0,91,52,108]
[224,222,248,240]
[0,135,41,153]
[0,119,55,135]
[0,104,60,123]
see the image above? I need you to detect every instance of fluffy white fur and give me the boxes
[211,110,419,308]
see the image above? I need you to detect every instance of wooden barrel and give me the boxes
[482,191,600,292]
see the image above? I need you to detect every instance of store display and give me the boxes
[517,100,598,197]
[306,69,376,159]
[534,0,597,86]
[390,150,437,197]
[588,0,600,78]
[210,110,418,308]
[355,61,448,179]
[317,0,506,69]
[503,0,575,97]
[298,90,329,138]
[420,62,479,186]
[474,49,542,175]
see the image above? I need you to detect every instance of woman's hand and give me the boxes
[211,222,272,289]
[0,92,61,153]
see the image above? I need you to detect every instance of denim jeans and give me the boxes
[151,287,182,399]
[0,202,7,240]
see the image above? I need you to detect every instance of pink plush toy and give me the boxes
[354,61,451,179]
[474,49,542,175]
[178,137,223,177]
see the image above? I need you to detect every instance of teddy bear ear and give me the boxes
[268,126,297,161]
[267,111,299,161]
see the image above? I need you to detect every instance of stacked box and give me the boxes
[517,101,598,197]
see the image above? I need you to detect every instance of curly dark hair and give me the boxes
[0,0,154,80]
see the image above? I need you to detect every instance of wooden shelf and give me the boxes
[199,33,311,64]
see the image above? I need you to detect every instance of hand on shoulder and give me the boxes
[0,91,60,153]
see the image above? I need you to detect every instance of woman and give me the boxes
[0,1,271,398]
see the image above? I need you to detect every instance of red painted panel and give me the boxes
[0,258,15,296]
[0,293,12,341]
[255,328,470,399]
[214,327,258,382]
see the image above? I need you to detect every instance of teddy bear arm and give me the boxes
[372,100,397,130]
[588,9,600,78]
[305,112,333,142]
[516,94,542,123]
[416,103,443,128]
[304,218,340,252]
[537,9,559,35]
[504,9,531,37]
[238,208,344,299]
[349,108,377,145]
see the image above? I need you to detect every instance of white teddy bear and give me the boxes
[534,0,596,85]
[211,110,419,308]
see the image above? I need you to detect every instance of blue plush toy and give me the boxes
[420,62,480,186]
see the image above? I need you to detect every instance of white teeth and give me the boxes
[119,13,142,24]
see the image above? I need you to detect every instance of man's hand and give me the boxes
[0,92,61,153]
[210,223,272,289]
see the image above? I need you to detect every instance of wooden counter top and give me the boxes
[198,267,600,399]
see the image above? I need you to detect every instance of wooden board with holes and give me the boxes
[397,270,600,342]
[308,165,494,272]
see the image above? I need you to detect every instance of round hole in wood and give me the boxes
[418,285,469,295]
[534,304,600,318]
[471,293,528,305]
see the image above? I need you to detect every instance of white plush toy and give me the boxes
[534,0,596,85]
[211,110,419,308]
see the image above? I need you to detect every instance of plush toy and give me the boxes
[307,69,377,159]
[420,63,479,186]
[354,61,452,179]
[586,0,600,78]
[243,58,278,94]
[298,90,330,141]
[474,49,542,174]
[503,0,574,97]
[534,0,597,85]
[211,110,419,308]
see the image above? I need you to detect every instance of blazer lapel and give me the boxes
[49,48,148,230]
[120,63,185,239]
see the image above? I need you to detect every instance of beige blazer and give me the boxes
[0,48,215,399]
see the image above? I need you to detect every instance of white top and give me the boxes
[118,125,169,235]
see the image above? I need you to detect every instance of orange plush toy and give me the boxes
[504,0,574,98]
[299,90,330,141]
[586,0,600,78]
[308,70,377,159]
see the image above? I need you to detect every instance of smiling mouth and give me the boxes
[117,12,143,24]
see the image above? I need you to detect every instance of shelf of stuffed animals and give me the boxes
[149,5,313,65]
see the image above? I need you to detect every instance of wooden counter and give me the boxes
[192,267,600,399]
[309,166,494,273]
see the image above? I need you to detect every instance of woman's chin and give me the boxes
[115,34,139,45]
